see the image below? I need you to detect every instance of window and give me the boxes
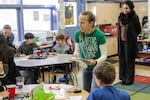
[0,9,18,43]
[24,9,51,39]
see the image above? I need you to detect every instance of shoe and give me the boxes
[121,81,126,85]
[125,81,133,85]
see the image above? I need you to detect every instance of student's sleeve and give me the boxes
[0,72,9,92]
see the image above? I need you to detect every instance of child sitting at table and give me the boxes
[0,61,9,92]
[16,32,40,57]
[50,33,73,83]
[50,33,72,54]
[87,61,130,100]
[15,32,41,84]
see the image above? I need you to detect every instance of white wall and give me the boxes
[148,0,150,30]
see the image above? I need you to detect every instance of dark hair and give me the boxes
[24,32,34,39]
[80,11,96,24]
[3,24,11,30]
[0,34,15,63]
[55,34,65,40]
[0,34,7,45]
[93,61,116,84]
[123,0,134,10]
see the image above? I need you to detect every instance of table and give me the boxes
[14,54,73,83]
[0,84,89,100]
[14,54,72,67]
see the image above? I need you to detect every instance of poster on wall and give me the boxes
[65,2,77,27]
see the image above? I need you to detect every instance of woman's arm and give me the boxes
[96,43,107,63]
[73,43,80,57]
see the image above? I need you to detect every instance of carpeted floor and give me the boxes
[114,82,150,94]
[131,92,150,100]
[114,81,150,100]
[134,75,150,84]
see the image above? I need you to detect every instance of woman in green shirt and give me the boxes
[74,11,107,92]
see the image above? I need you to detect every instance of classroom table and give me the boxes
[0,84,89,100]
[14,54,73,83]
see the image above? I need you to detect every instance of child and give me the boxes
[87,61,130,100]
[16,33,41,84]
[16,32,40,56]
[50,34,72,83]
[51,33,72,54]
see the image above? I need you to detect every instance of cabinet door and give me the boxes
[106,36,118,56]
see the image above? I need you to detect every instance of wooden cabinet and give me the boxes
[137,39,150,58]
[106,36,118,56]
[136,39,150,63]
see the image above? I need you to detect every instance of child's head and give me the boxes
[24,32,34,44]
[3,24,12,37]
[55,34,65,46]
[93,61,116,87]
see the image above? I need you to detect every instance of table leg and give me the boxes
[48,66,51,83]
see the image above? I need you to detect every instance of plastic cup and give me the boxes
[7,85,16,99]
[36,50,41,56]
[16,76,24,89]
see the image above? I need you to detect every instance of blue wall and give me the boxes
[64,0,85,40]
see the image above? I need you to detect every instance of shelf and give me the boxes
[138,51,150,54]
[137,53,150,58]
[137,39,150,42]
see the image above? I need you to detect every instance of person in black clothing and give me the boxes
[118,1,141,85]
[0,34,20,84]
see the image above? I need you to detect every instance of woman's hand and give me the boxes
[0,61,4,74]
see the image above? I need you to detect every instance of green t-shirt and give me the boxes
[74,28,106,69]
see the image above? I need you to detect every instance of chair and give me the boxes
[51,63,72,84]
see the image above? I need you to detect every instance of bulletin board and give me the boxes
[65,2,77,27]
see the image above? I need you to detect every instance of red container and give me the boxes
[36,50,41,56]
[7,85,16,99]
[100,25,118,35]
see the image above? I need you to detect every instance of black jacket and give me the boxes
[118,11,141,58]
[0,72,9,92]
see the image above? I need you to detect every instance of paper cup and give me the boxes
[7,85,16,99]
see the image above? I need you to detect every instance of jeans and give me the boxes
[82,68,98,92]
